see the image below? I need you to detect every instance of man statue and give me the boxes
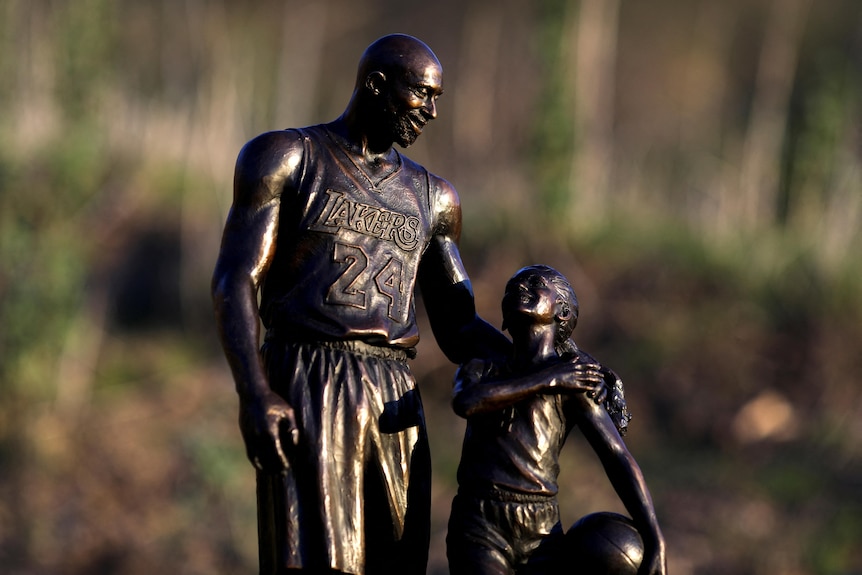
[211,34,514,575]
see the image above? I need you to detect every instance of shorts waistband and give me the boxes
[461,486,558,504]
[265,331,416,362]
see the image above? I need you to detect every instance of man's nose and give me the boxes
[424,98,437,120]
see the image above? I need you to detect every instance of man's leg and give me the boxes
[364,397,432,575]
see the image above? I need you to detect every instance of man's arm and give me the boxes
[418,176,511,364]
[571,394,668,575]
[212,130,303,472]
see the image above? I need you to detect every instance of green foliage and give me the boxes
[54,0,116,118]
[530,0,576,218]
[805,506,862,573]
[0,126,105,398]
[785,46,861,229]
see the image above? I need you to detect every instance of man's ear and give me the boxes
[365,71,387,96]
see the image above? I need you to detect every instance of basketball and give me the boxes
[564,512,644,574]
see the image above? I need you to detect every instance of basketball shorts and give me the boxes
[257,339,431,575]
[447,492,565,575]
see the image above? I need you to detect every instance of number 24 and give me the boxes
[326,242,406,323]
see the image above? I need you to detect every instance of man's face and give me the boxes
[502,269,560,328]
[383,61,443,148]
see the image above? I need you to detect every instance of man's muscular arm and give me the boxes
[418,176,512,364]
[212,130,303,472]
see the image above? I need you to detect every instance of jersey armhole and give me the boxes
[285,127,310,198]
[425,168,440,232]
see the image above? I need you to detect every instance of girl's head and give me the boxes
[502,265,579,347]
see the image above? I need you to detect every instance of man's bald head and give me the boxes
[356,34,442,91]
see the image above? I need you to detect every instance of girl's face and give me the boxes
[502,269,560,328]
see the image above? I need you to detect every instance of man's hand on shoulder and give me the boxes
[548,358,606,402]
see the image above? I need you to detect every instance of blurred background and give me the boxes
[1,0,861,573]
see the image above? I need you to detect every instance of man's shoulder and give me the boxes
[422,169,460,222]
[233,129,311,202]
[430,172,458,201]
[236,130,307,174]
[240,128,308,156]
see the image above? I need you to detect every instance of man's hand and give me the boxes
[238,390,299,473]
[549,360,607,403]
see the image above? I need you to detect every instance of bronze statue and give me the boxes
[447,265,667,575]
[211,34,511,575]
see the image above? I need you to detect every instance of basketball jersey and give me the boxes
[455,359,576,497]
[260,124,438,348]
